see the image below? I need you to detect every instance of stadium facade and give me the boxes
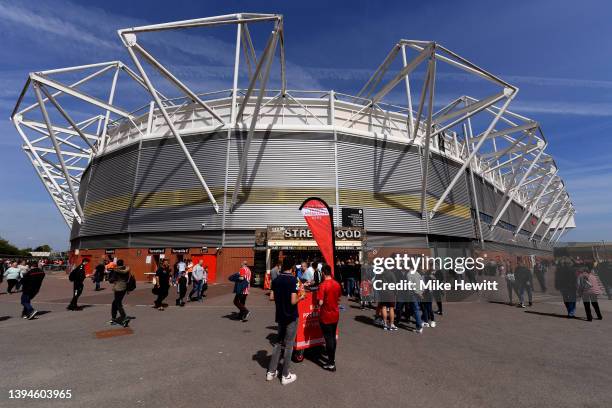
[10,14,575,282]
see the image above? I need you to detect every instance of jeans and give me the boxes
[320,322,338,365]
[408,301,423,329]
[21,293,33,316]
[421,301,434,323]
[345,278,356,297]
[69,284,83,309]
[112,290,127,321]
[190,280,203,300]
[95,280,101,291]
[564,301,576,317]
[268,320,298,377]
[519,284,533,305]
[535,271,546,292]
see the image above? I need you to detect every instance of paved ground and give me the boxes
[1,272,611,408]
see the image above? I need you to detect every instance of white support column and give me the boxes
[464,123,484,246]
[99,66,120,152]
[331,90,340,226]
[540,199,569,242]
[430,89,516,219]
[553,210,574,244]
[222,22,242,245]
[123,34,220,213]
[230,28,279,210]
[33,82,85,220]
[490,143,545,230]
[547,205,571,243]
[530,187,564,240]
[514,171,558,236]
[400,44,414,137]
[420,56,436,219]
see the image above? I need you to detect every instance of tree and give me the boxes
[0,237,22,256]
[34,245,52,252]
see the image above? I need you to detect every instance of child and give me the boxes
[176,271,187,307]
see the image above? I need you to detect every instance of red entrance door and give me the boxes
[191,254,217,283]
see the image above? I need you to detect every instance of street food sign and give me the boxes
[267,226,364,241]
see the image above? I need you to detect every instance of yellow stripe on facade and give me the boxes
[83,187,471,219]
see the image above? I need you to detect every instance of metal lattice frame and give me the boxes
[10,13,575,242]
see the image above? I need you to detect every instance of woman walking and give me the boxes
[154,259,171,310]
[578,266,603,321]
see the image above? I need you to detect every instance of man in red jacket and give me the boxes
[318,264,342,371]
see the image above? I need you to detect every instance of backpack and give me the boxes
[68,267,79,282]
[126,274,136,292]
[107,269,117,283]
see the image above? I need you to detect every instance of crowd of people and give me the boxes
[2,253,610,386]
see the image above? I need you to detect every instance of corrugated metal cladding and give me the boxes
[336,133,425,234]
[225,131,336,229]
[79,146,139,237]
[427,155,474,238]
[130,133,227,232]
[366,233,428,248]
[71,129,540,249]
[473,174,547,235]
[482,241,551,257]
[76,234,129,249]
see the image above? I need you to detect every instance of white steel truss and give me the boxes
[10,13,575,241]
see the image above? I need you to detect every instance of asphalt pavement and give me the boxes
[1,272,611,408]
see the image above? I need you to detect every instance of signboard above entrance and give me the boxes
[341,207,364,228]
[267,226,364,241]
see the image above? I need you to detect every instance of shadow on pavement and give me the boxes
[525,310,586,320]
[252,350,271,369]
[0,316,11,321]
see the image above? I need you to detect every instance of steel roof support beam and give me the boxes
[490,144,545,231]
[123,34,220,213]
[529,187,565,240]
[429,90,516,220]
[131,42,224,124]
[24,151,72,226]
[464,123,484,246]
[30,73,133,119]
[544,203,571,243]
[231,28,279,211]
[236,28,277,122]
[38,84,97,153]
[33,83,85,220]
[420,55,436,220]
[371,44,434,105]
[553,210,574,244]
[400,44,415,137]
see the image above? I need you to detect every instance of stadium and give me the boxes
[10,13,575,282]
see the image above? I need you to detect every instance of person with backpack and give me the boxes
[577,266,603,321]
[111,259,132,324]
[20,261,45,320]
[67,259,88,311]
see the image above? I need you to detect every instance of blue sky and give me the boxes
[0,0,611,250]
